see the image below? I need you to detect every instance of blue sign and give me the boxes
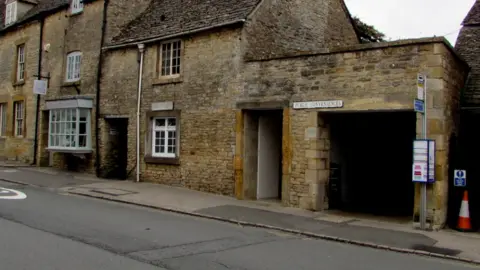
[454,170,466,187]
[414,99,425,113]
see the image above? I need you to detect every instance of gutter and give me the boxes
[94,0,109,177]
[31,17,44,165]
[102,19,246,50]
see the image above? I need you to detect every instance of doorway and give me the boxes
[326,111,417,217]
[103,118,128,180]
[243,110,283,201]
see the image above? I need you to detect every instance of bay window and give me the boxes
[48,108,91,151]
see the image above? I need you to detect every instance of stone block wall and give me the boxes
[242,0,358,61]
[0,22,40,163]
[36,1,104,172]
[100,27,243,195]
[240,38,468,226]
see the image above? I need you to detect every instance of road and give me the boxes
[0,181,478,270]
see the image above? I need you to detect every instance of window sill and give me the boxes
[62,81,81,87]
[152,76,183,85]
[68,10,83,17]
[46,148,92,154]
[144,155,180,165]
[13,81,25,87]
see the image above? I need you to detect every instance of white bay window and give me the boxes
[46,98,92,153]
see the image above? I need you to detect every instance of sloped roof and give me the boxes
[0,0,68,32]
[110,0,261,46]
[463,0,480,26]
[0,0,96,33]
[456,1,480,105]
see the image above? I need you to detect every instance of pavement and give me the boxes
[1,165,480,267]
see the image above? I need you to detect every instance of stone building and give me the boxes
[0,0,471,228]
[0,0,43,163]
[99,0,468,227]
[455,0,480,230]
[0,0,146,173]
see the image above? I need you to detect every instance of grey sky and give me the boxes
[344,0,476,45]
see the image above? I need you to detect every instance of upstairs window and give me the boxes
[65,51,82,82]
[71,0,83,14]
[5,2,17,25]
[0,103,7,137]
[16,44,25,82]
[159,40,181,78]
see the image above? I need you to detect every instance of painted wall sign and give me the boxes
[293,100,343,109]
[151,101,174,111]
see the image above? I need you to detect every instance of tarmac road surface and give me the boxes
[0,181,478,270]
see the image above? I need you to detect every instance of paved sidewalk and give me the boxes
[0,166,479,265]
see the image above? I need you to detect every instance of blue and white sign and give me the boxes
[454,170,467,187]
[414,99,425,113]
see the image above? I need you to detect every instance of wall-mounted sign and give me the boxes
[293,100,343,109]
[33,79,48,95]
[151,101,173,111]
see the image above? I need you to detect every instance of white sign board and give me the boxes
[33,79,48,95]
[412,139,435,183]
[417,74,425,101]
[151,101,173,111]
[412,162,427,183]
[293,100,343,109]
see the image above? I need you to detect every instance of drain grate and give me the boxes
[410,244,461,256]
[90,188,137,196]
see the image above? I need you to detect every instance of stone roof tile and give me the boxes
[110,0,261,46]
[463,0,480,26]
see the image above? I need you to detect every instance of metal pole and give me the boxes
[420,77,428,230]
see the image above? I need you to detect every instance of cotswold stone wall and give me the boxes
[0,22,40,163]
[100,27,243,195]
[238,38,468,226]
[36,1,104,172]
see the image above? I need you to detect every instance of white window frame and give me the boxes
[0,103,7,137]
[70,0,83,14]
[65,51,82,82]
[16,44,25,82]
[48,108,91,151]
[14,101,23,137]
[5,2,17,25]
[151,117,178,158]
[159,40,181,78]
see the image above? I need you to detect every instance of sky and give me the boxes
[344,0,476,45]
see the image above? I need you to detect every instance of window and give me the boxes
[65,51,82,82]
[48,108,91,150]
[71,0,83,14]
[16,44,25,82]
[152,117,177,158]
[5,2,17,25]
[159,40,181,77]
[0,103,7,137]
[14,101,23,137]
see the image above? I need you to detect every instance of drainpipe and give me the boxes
[94,0,110,177]
[136,43,145,183]
[31,18,45,166]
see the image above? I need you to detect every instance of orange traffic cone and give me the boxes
[457,191,472,232]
